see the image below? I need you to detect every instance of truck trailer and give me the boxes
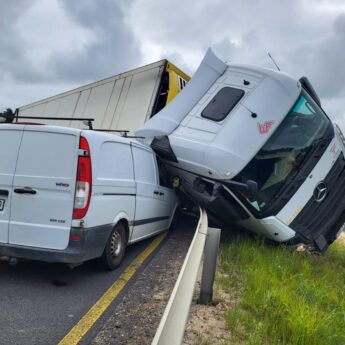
[136,49,345,252]
[16,60,189,133]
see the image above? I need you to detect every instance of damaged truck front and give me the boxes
[136,49,345,252]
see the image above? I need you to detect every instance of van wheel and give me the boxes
[101,223,126,271]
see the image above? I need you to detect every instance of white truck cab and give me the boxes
[137,49,345,252]
[0,124,178,269]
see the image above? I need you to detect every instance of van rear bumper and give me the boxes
[0,224,113,264]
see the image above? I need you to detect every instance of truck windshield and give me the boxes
[235,90,332,213]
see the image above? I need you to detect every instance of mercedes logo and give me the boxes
[313,181,328,202]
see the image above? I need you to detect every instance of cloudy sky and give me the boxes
[1,0,345,128]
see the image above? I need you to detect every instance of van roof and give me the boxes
[0,123,148,148]
[80,127,146,146]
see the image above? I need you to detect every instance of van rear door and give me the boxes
[0,125,25,244]
[9,126,79,250]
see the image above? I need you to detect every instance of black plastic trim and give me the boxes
[102,193,136,196]
[151,136,178,163]
[0,224,113,264]
[299,76,321,107]
[133,216,170,226]
[151,61,169,116]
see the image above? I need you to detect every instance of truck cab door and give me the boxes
[0,126,25,244]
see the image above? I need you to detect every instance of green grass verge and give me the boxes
[217,235,345,345]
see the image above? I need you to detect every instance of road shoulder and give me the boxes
[91,215,197,345]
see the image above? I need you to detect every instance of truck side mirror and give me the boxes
[299,77,321,108]
[224,179,258,200]
[246,180,258,201]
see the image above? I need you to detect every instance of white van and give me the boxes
[0,124,178,269]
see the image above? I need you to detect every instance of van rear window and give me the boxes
[16,131,76,178]
[132,148,156,185]
[98,142,134,180]
[201,87,244,121]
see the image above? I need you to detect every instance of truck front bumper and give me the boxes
[289,154,345,251]
[0,224,113,264]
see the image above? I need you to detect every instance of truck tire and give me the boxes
[101,222,127,271]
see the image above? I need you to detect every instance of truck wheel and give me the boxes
[101,223,126,271]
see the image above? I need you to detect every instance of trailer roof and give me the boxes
[18,59,168,110]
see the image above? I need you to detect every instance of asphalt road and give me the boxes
[0,236,157,345]
[89,214,197,345]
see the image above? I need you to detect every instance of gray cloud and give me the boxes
[0,1,50,83]
[277,12,345,124]
[129,0,345,123]
[51,0,142,81]
[0,0,344,129]
[0,0,142,111]
[283,13,345,97]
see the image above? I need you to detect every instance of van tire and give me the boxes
[101,223,126,271]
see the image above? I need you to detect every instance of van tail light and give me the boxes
[73,136,92,219]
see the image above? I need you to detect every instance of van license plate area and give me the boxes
[0,199,4,211]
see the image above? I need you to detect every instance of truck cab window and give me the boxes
[201,87,244,122]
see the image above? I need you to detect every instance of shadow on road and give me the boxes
[0,237,152,287]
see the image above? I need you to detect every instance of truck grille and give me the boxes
[290,153,345,243]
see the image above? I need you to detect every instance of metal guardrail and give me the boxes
[151,208,209,345]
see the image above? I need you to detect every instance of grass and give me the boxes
[217,233,345,345]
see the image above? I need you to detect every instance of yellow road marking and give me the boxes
[58,232,167,345]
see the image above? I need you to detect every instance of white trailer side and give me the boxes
[17,60,189,133]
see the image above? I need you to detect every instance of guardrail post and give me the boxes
[199,227,221,305]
